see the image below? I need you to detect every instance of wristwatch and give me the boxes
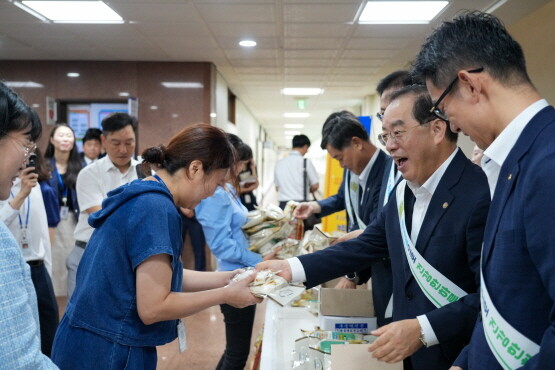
[419,327,428,347]
[344,272,360,284]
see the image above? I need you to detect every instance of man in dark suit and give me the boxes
[259,85,490,370]
[413,11,555,370]
[295,111,386,233]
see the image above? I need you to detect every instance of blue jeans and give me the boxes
[52,316,157,370]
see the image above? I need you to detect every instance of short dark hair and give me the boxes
[101,113,137,134]
[82,128,102,144]
[320,111,369,150]
[0,82,41,141]
[412,11,531,88]
[237,142,253,162]
[292,134,310,148]
[376,70,413,96]
[389,85,458,143]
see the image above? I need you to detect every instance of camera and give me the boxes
[27,153,37,173]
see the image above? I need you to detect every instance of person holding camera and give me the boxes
[0,146,59,357]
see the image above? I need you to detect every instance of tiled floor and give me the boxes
[56,297,266,370]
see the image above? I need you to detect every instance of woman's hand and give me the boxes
[223,272,261,308]
[9,167,38,210]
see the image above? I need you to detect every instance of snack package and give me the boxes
[242,209,266,229]
[231,268,289,298]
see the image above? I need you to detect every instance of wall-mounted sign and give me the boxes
[46,96,57,125]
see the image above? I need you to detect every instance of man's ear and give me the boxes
[430,119,447,144]
[458,70,483,103]
[351,136,363,150]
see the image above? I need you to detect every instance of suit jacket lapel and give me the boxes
[481,106,554,266]
[361,150,386,219]
[414,150,463,256]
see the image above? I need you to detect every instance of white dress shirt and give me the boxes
[482,99,549,198]
[0,179,52,275]
[289,147,459,347]
[274,151,319,202]
[73,156,139,242]
[358,149,380,200]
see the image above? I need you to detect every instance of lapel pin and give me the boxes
[442,202,449,209]
[508,174,512,180]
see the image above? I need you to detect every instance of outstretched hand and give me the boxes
[223,272,262,308]
[256,259,292,282]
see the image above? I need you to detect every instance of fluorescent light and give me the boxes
[210,113,217,118]
[67,72,80,78]
[118,92,130,97]
[172,113,179,118]
[239,40,256,47]
[359,1,448,24]
[284,124,304,129]
[161,82,204,89]
[32,104,40,108]
[13,1,49,22]
[4,81,44,88]
[284,112,310,118]
[285,130,301,136]
[150,105,158,110]
[20,1,124,23]
[282,88,323,96]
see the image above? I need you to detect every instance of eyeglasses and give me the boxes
[429,67,484,122]
[376,112,384,122]
[378,124,422,146]
[1,132,36,161]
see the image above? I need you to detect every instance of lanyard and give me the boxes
[56,170,68,205]
[153,174,166,188]
[344,171,366,230]
[10,190,30,229]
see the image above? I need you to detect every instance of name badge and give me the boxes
[20,227,30,249]
[177,319,187,353]
[60,206,69,220]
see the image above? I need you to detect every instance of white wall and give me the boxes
[212,70,279,205]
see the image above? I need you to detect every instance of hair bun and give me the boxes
[142,145,166,166]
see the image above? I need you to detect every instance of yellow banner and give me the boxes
[322,154,347,233]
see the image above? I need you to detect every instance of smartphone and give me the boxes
[27,153,37,173]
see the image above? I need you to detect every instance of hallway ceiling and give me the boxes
[0,0,550,146]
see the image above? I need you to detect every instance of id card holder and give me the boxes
[177,319,187,353]
[20,227,30,249]
[60,206,69,219]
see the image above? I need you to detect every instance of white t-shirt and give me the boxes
[73,156,139,242]
[0,179,52,275]
[274,151,319,202]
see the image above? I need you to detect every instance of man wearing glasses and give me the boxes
[259,85,490,369]
[413,11,555,370]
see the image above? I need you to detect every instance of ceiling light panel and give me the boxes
[161,82,204,88]
[4,81,44,88]
[20,1,124,23]
[359,1,448,24]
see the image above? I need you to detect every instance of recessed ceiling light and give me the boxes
[282,88,323,96]
[67,72,80,78]
[359,1,448,24]
[118,92,130,97]
[285,130,301,136]
[150,105,158,110]
[210,113,217,118]
[172,113,179,118]
[32,103,40,108]
[161,82,203,88]
[4,81,44,88]
[284,112,310,118]
[284,124,304,129]
[19,1,124,23]
[239,40,257,47]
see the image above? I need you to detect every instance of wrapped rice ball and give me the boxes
[231,268,289,298]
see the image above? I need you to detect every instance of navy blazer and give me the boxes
[358,156,402,326]
[298,149,490,369]
[318,149,387,232]
[459,106,555,370]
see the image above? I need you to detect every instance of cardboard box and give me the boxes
[319,315,377,333]
[331,344,403,370]
[319,288,374,317]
